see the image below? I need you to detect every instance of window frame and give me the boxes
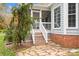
[67,3,78,29]
[53,5,61,29]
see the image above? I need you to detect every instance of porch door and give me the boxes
[33,10,40,32]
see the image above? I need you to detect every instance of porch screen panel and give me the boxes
[33,12,40,29]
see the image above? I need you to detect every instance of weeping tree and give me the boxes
[5,3,33,47]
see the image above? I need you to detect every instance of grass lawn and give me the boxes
[0,32,16,56]
[68,52,79,56]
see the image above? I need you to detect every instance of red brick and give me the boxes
[50,34,79,48]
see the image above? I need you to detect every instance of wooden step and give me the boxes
[35,32,42,36]
[35,32,42,35]
[34,32,46,46]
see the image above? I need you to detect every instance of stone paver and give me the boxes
[16,41,71,56]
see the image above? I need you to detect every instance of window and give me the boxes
[54,6,61,28]
[42,11,51,22]
[68,3,76,27]
[33,12,39,19]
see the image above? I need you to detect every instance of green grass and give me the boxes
[68,52,79,56]
[0,32,16,56]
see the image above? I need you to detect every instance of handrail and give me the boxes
[32,28,35,44]
[42,22,51,31]
[42,22,51,24]
[40,22,48,43]
[32,19,49,44]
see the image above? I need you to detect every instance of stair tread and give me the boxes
[34,32,46,45]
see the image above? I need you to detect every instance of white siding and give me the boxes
[51,3,79,35]
[51,3,64,34]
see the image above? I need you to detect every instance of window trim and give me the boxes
[53,5,61,29]
[67,3,78,29]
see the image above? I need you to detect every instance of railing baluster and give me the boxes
[32,19,51,44]
[40,22,48,43]
[32,28,35,44]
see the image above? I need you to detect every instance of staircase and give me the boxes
[32,18,48,45]
[34,32,46,46]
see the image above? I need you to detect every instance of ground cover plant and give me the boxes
[0,32,15,56]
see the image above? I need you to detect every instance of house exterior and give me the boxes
[31,3,79,48]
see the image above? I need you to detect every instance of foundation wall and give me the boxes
[51,34,79,48]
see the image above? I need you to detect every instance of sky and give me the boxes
[6,3,17,13]
[6,3,17,7]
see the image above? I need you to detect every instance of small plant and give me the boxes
[0,33,15,56]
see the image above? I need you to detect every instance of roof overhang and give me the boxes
[33,3,52,8]
[32,3,52,10]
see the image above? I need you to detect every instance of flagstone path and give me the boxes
[16,41,72,56]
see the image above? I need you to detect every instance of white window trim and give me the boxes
[32,10,40,18]
[53,5,61,29]
[32,10,40,13]
[67,3,78,29]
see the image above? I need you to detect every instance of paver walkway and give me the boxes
[16,41,71,56]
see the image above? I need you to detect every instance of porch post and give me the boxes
[31,9,33,32]
[63,3,68,34]
[40,10,42,30]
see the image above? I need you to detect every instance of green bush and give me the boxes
[0,33,16,56]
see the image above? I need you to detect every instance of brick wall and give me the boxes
[51,34,79,48]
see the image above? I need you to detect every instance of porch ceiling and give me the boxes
[32,3,52,10]
[33,3,52,8]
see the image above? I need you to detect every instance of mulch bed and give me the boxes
[5,40,33,52]
[5,35,33,52]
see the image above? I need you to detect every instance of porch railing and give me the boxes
[40,22,48,43]
[42,22,51,33]
[32,19,49,44]
[32,28,35,44]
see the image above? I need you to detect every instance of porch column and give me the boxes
[31,9,33,31]
[63,3,68,34]
[40,10,42,30]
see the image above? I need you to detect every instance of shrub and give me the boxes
[0,33,15,56]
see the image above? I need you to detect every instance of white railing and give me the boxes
[42,22,51,31]
[32,28,35,44]
[42,22,51,24]
[40,22,48,43]
[32,19,49,44]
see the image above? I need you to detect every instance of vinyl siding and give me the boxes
[51,3,79,35]
[51,3,64,34]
